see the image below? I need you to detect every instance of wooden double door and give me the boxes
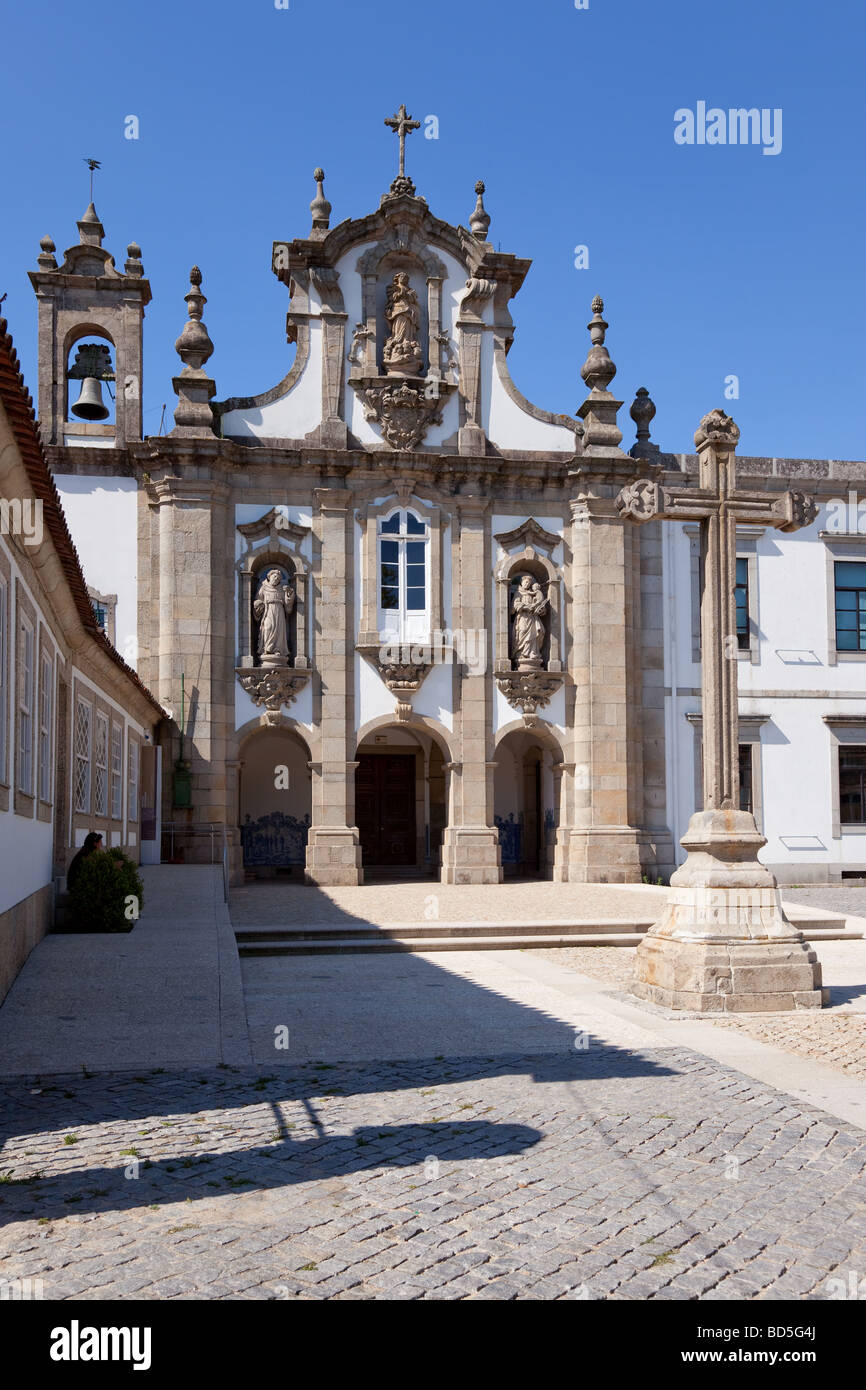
[356,753,417,866]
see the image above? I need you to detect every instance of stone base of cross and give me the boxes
[617,409,826,1013]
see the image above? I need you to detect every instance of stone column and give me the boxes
[305,488,362,885]
[637,516,676,877]
[565,486,646,881]
[440,496,501,883]
[148,467,229,843]
[562,297,653,882]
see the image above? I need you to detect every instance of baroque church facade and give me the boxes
[28,111,866,887]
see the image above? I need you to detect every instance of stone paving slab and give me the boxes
[1,1053,865,1300]
[230,880,669,927]
[0,867,251,1074]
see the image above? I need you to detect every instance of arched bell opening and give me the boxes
[65,329,116,432]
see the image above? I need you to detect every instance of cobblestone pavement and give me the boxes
[530,940,866,1079]
[710,1014,866,1079]
[2,1054,866,1300]
[531,945,638,989]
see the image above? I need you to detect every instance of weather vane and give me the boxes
[83,157,101,202]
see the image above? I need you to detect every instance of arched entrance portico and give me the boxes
[494,724,566,880]
[237,725,312,876]
[354,719,450,878]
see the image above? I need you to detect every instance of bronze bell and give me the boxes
[70,376,110,421]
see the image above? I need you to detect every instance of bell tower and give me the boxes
[28,201,151,447]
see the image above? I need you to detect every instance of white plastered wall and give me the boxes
[53,474,138,665]
[219,319,323,441]
[662,503,866,873]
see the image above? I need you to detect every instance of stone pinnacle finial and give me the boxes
[77,202,105,248]
[310,167,332,232]
[577,295,623,452]
[125,242,143,277]
[174,267,213,368]
[37,235,57,270]
[171,266,216,437]
[580,295,616,392]
[629,386,660,459]
[469,180,491,240]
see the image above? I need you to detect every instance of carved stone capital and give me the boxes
[236,666,311,712]
[694,408,740,451]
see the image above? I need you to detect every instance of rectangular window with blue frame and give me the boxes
[735,557,749,651]
[834,561,866,652]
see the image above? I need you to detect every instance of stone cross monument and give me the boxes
[616,408,826,1012]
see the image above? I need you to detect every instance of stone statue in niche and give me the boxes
[254,568,295,667]
[383,272,423,376]
[511,575,550,671]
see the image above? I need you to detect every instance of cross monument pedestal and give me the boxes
[617,408,826,1012]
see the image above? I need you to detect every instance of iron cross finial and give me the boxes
[384,104,420,179]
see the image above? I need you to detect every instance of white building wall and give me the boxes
[53,475,138,665]
[68,662,151,851]
[219,320,324,441]
[0,538,62,915]
[663,502,866,878]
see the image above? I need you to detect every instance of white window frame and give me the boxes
[18,613,34,796]
[377,508,430,645]
[0,577,7,784]
[38,650,53,803]
[94,711,109,817]
[128,736,138,823]
[74,696,92,814]
[110,721,123,820]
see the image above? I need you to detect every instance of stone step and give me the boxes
[238,931,648,956]
[236,919,861,956]
[233,918,655,943]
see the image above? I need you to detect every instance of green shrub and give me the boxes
[69,849,144,933]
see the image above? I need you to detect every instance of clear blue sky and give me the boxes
[2,0,863,460]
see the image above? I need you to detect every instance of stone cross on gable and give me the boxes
[616,408,818,811]
[385,104,420,181]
